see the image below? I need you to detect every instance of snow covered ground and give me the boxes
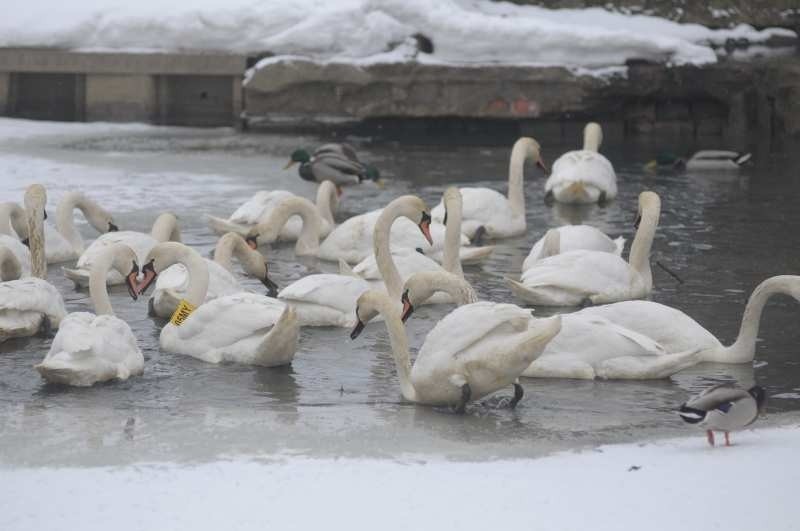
[0,0,794,73]
[2,423,798,531]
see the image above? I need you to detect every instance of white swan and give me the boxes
[0,235,31,278]
[136,242,298,367]
[431,137,546,239]
[64,212,181,287]
[0,193,116,263]
[508,191,660,306]
[351,289,561,411]
[646,150,752,171]
[35,243,144,386]
[349,187,475,302]
[206,180,338,241]
[580,275,800,364]
[276,195,432,327]
[401,271,699,380]
[151,233,278,318]
[545,122,617,204]
[0,185,67,343]
[522,225,624,271]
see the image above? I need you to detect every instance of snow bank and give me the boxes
[0,0,794,72]
[2,424,799,531]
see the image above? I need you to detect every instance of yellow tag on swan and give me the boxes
[170,299,196,327]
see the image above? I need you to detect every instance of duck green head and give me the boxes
[364,164,380,181]
[284,148,311,169]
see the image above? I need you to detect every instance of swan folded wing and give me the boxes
[353,248,441,280]
[318,211,378,261]
[0,235,31,277]
[229,191,293,224]
[0,278,67,323]
[174,293,287,345]
[278,275,370,314]
[547,151,616,192]
[417,302,532,364]
[443,188,516,228]
[520,251,632,296]
[48,314,138,363]
[77,231,157,269]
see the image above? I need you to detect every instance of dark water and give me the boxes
[0,122,799,466]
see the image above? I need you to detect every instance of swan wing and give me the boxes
[278,274,370,314]
[0,277,67,324]
[524,225,620,268]
[433,187,516,236]
[229,191,293,224]
[521,251,632,292]
[76,231,157,269]
[44,222,78,262]
[0,235,31,277]
[546,150,617,195]
[353,247,441,280]
[319,210,379,262]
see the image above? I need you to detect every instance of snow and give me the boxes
[0,0,794,75]
[2,424,799,531]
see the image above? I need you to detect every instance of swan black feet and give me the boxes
[510,382,524,409]
[454,383,471,414]
[472,226,487,247]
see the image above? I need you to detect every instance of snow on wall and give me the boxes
[0,0,794,70]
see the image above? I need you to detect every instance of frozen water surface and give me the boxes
[0,118,799,467]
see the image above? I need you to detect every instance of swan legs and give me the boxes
[454,383,471,414]
[510,382,524,409]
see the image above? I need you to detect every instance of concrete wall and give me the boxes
[0,73,8,115]
[86,74,156,122]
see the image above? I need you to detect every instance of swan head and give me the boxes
[634,191,661,229]
[441,187,462,226]
[284,149,311,170]
[389,195,433,245]
[260,261,279,298]
[136,242,186,297]
[351,290,389,340]
[514,137,548,174]
[400,271,475,322]
[103,243,140,301]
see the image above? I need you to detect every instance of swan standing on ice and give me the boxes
[0,192,117,263]
[544,122,617,204]
[352,289,561,412]
[64,212,181,287]
[522,225,624,271]
[679,384,765,447]
[135,242,298,367]
[431,137,547,240]
[400,271,699,380]
[0,185,67,343]
[274,195,433,328]
[36,244,144,386]
[508,191,661,306]
[150,232,279,318]
[206,180,338,241]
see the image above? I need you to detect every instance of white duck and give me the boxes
[35,243,144,386]
[402,271,699,380]
[136,242,298,367]
[545,122,617,204]
[276,195,432,327]
[0,185,67,343]
[0,192,117,263]
[508,191,660,306]
[150,232,278,318]
[64,212,181,287]
[351,289,561,412]
[431,137,547,240]
[581,275,800,364]
[522,225,624,271]
[206,180,338,241]
[348,187,481,303]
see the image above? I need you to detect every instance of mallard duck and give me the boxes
[285,144,380,190]
[679,384,765,447]
[646,150,752,171]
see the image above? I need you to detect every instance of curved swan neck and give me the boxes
[89,244,137,316]
[151,213,181,243]
[508,139,529,217]
[315,181,338,226]
[408,271,477,307]
[258,197,321,256]
[627,193,661,288]
[375,197,425,298]
[55,192,85,253]
[0,246,22,281]
[0,202,26,237]
[153,242,209,306]
[214,233,266,278]
[442,188,463,277]
[583,123,603,152]
[24,185,47,279]
[717,276,800,363]
[367,292,418,402]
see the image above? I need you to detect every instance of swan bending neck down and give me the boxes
[214,232,275,291]
[400,270,478,321]
[136,242,298,367]
[55,192,117,254]
[0,245,22,281]
[35,244,144,386]
[247,196,322,256]
[351,289,561,410]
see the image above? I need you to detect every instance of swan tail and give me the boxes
[62,267,90,288]
[206,215,250,237]
[540,229,560,259]
[505,277,537,304]
[253,306,299,367]
[594,348,701,380]
[458,245,495,264]
[734,153,752,166]
[338,259,356,277]
[613,236,626,256]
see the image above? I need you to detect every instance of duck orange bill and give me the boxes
[136,263,158,296]
[245,235,258,250]
[283,160,296,170]
[125,266,139,301]
[350,320,365,340]
[537,159,549,175]
[418,212,433,245]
